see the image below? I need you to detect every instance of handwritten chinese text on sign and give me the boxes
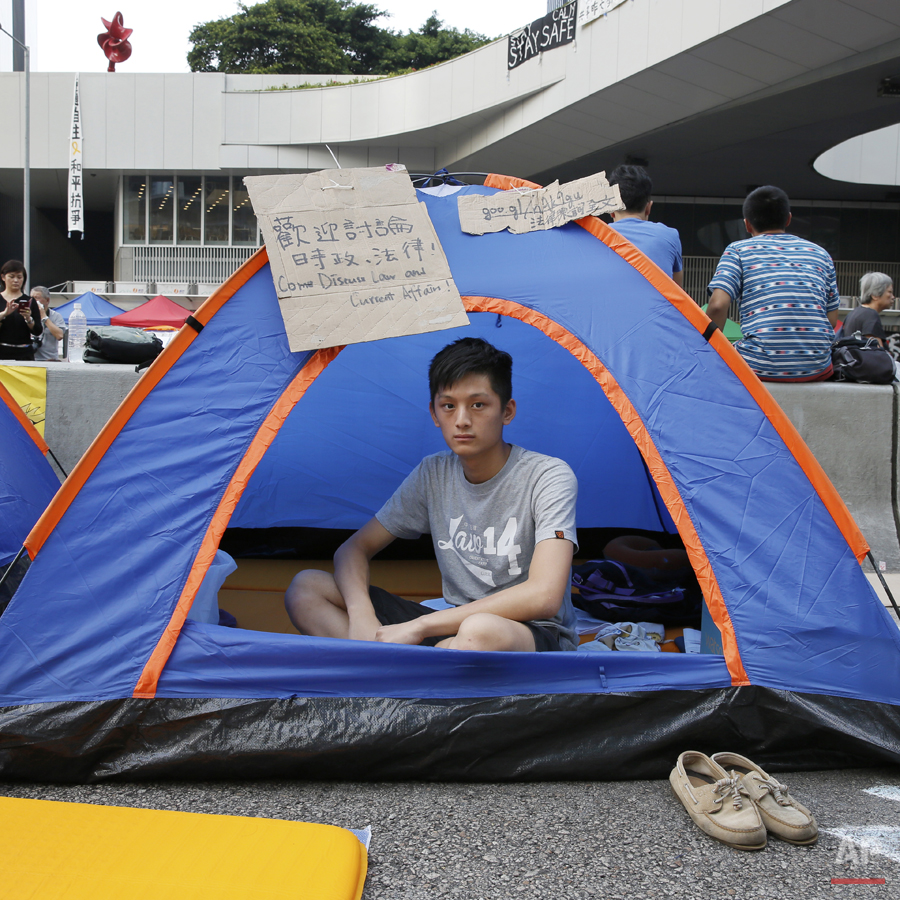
[245,167,469,352]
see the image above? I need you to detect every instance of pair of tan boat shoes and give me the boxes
[670,751,818,851]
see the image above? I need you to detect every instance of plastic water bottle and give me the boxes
[67,303,87,363]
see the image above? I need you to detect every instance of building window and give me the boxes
[177,176,203,243]
[122,174,258,247]
[205,176,230,244]
[123,176,146,242]
[149,176,174,244]
[232,180,256,245]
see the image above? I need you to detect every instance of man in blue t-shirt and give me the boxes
[707,186,839,382]
[608,165,683,287]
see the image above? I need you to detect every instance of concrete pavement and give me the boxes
[1,767,898,898]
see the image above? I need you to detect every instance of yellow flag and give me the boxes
[0,365,47,436]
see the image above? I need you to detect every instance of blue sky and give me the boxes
[34,1,542,73]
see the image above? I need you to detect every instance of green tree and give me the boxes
[187,0,389,75]
[380,13,491,73]
[187,1,492,76]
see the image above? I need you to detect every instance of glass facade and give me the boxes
[148,176,174,244]
[204,176,230,244]
[653,199,900,262]
[177,176,203,243]
[122,174,258,246]
[123,175,146,242]
[231,180,256,246]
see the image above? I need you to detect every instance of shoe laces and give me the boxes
[753,774,792,807]
[713,775,746,810]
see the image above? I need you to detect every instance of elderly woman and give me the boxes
[843,272,895,347]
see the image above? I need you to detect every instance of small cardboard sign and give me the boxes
[457,173,624,235]
[245,167,469,352]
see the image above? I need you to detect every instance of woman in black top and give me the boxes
[0,260,42,361]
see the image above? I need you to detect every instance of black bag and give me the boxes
[831,334,895,384]
[571,559,702,625]
[84,326,164,366]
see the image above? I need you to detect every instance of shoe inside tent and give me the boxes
[0,175,898,781]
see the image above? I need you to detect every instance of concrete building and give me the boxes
[1,0,900,300]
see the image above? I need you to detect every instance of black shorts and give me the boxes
[368,585,564,652]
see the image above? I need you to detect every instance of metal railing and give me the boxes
[132,246,258,285]
[681,257,900,318]
[128,248,900,309]
[681,256,719,306]
[833,261,900,307]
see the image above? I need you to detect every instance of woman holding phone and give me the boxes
[0,260,42,361]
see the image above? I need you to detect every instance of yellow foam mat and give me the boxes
[0,796,367,900]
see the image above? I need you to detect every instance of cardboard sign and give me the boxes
[508,2,577,70]
[457,173,624,235]
[245,167,469,352]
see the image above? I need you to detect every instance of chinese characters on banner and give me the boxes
[67,77,83,238]
[578,0,628,27]
[508,2,577,70]
[457,173,623,235]
[245,166,469,352]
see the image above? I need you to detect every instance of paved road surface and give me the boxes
[3,585,897,896]
[2,766,898,898]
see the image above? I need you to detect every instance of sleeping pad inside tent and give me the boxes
[0,177,898,781]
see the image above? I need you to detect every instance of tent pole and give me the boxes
[47,447,68,479]
[867,551,900,621]
[0,545,26,594]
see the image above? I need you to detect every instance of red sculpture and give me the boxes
[98,12,133,72]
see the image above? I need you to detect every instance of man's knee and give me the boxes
[286,569,332,602]
[284,569,340,620]
[453,613,533,652]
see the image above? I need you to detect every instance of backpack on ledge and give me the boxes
[831,333,895,385]
[83,326,164,366]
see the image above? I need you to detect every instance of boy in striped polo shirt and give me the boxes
[706,186,839,382]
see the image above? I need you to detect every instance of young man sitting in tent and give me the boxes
[706,185,840,382]
[284,337,580,652]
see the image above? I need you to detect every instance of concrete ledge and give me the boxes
[5,365,900,571]
[1,362,141,476]
[768,382,900,570]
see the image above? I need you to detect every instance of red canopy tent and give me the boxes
[109,295,190,329]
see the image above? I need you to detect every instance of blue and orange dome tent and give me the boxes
[0,380,59,571]
[0,175,897,781]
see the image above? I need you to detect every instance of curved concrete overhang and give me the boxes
[219,0,900,201]
[814,122,900,186]
[3,0,900,207]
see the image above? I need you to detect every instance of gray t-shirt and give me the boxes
[33,309,66,361]
[376,445,579,650]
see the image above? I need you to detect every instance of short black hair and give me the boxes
[429,337,513,408]
[608,165,652,212]
[742,186,790,232]
[0,259,26,286]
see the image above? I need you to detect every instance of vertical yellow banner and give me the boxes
[0,365,48,436]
